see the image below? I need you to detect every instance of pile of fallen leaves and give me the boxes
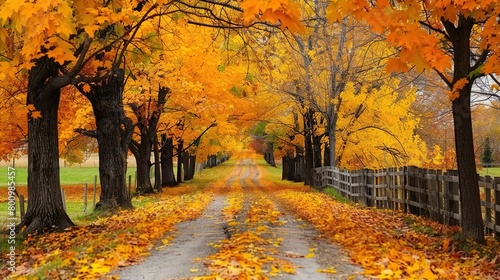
[272,187,499,279]
[5,186,213,279]
[254,162,500,280]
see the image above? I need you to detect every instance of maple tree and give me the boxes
[324,0,500,243]
[0,0,288,234]
[0,0,165,232]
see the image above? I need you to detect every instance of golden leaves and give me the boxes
[241,0,305,33]
[446,78,469,101]
[198,183,297,279]
[11,187,213,279]
[274,189,500,279]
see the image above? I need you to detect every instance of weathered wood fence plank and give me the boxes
[312,166,500,237]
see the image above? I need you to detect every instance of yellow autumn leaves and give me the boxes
[6,154,500,279]
[9,186,213,279]
[273,188,499,279]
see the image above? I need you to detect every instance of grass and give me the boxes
[478,167,500,177]
[0,159,234,229]
[0,167,135,186]
[0,166,138,186]
[322,187,353,204]
[0,160,232,256]
[255,158,282,179]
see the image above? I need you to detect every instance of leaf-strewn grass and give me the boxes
[2,154,499,280]
[0,160,235,279]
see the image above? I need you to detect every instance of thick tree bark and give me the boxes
[324,142,330,167]
[160,135,177,187]
[86,69,132,210]
[313,134,322,168]
[452,85,484,243]
[20,57,75,235]
[153,135,162,192]
[265,142,276,167]
[443,15,484,243]
[182,151,190,180]
[303,108,314,185]
[190,155,196,179]
[327,109,338,167]
[176,140,183,184]
[129,86,169,194]
[131,142,154,194]
[282,155,290,180]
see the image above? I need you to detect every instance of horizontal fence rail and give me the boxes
[312,166,500,237]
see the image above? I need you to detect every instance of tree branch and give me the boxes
[74,128,98,138]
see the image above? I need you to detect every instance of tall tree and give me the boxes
[325,0,500,243]
[129,86,170,194]
[80,69,134,209]
[21,56,75,234]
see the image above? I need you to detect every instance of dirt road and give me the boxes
[113,157,364,279]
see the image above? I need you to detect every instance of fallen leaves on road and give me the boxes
[5,186,213,279]
[4,155,499,280]
[274,189,500,279]
[198,187,297,280]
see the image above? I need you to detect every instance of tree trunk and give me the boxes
[452,86,484,243]
[182,151,190,180]
[176,140,183,184]
[160,135,177,187]
[327,112,338,167]
[265,142,276,166]
[324,142,330,167]
[86,69,132,210]
[303,108,314,185]
[188,154,196,180]
[20,56,74,235]
[282,155,290,180]
[133,143,154,194]
[313,134,322,168]
[153,135,162,192]
[444,15,484,243]
[128,86,169,194]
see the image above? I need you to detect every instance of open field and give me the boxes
[0,166,137,186]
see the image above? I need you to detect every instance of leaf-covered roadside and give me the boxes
[3,155,499,280]
[269,185,500,279]
[252,160,500,280]
[2,186,214,279]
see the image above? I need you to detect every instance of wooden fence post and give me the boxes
[427,169,440,222]
[402,166,407,213]
[93,175,97,209]
[495,177,500,240]
[83,183,88,215]
[482,175,493,235]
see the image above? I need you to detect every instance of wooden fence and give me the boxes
[312,166,500,236]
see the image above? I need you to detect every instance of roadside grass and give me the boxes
[0,159,233,279]
[0,167,137,186]
[0,158,234,232]
[478,167,500,177]
[322,187,353,204]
